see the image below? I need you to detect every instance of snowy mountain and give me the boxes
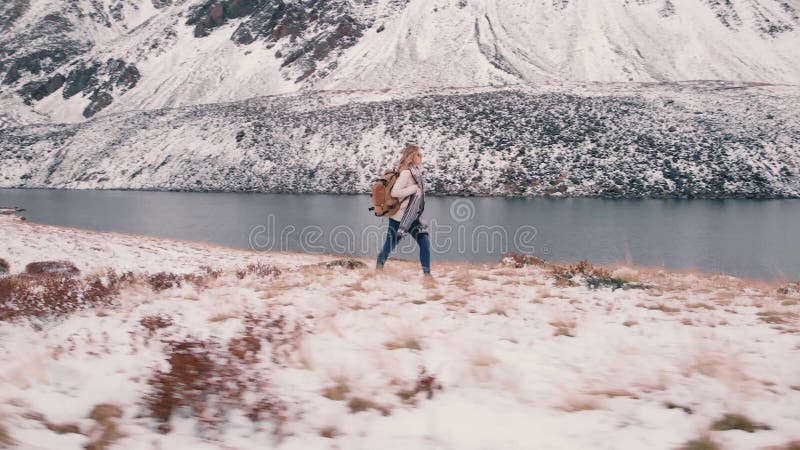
[1,0,799,124]
[2,82,798,198]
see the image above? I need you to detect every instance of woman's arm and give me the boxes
[391,170,419,198]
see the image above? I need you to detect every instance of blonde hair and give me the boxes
[396,144,420,171]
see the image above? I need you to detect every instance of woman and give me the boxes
[375,144,431,276]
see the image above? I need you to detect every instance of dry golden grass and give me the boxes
[683,351,753,393]
[209,311,239,322]
[0,421,14,447]
[346,278,367,292]
[686,302,716,310]
[319,425,338,438]
[638,303,681,313]
[537,287,555,299]
[448,264,475,290]
[385,337,422,351]
[347,398,390,416]
[711,413,771,432]
[493,267,526,277]
[22,411,81,436]
[426,292,444,301]
[550,320,576,337]
[763,442,800,450]
[559,395,602,412]
[757,310,798,325]
[588,389,638,399]
[322,383,350,401]
[679,435,720,450]
[85,404,125,450]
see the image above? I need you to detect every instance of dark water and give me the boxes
[2,188,798,281]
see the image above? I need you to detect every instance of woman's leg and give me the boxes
[376,219,401,269]
[410,221,431,275]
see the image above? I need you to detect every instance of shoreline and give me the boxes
[3,186,800,200]
[1,213,791,288]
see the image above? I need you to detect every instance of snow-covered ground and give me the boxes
[1,214,799,449]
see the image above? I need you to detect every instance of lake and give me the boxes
[1,188,798,281]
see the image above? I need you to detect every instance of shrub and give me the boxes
[550,260,642,290]
[236,262,282,280]
[323,259,367,270]
[146,272,182,292]
[777,282,800,296]
[0,271,118,322]
[228,314,264,363]
[397,368,443,403]
[230,312,303,365]
[25,260,80,277]
[139,314,174,337]
[501,252,545,268]
[144,338,286,435]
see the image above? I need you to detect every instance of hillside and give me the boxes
[1,82,799,198]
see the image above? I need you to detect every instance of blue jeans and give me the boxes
[376,218,431,274]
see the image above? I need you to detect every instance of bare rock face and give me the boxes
[18,74,65,104]
[188,0,261,37]
[26,58,141,117]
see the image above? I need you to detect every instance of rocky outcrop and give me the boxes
[26,58,141,117]
[188,0,261,37]
[18,74,65,104]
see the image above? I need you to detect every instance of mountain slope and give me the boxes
[1,0,799,125]
[2,82,798,198]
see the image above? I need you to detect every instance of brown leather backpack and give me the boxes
[368,170,403,217]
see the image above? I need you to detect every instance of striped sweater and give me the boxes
[390,165,425,232]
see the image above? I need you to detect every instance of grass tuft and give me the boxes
[501,252,546,268]
[139,314,173,337]
[550,320,576,337]
[385,337,422,351]
[757,310,797,325]
[711,413,771,432]
[85,404,124,450]
[323,259,367,270]
[236,262,282,280]
[679,435,720,450]
[146,272,182,292]
[550,260,644,290]
[347,397,390,416]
